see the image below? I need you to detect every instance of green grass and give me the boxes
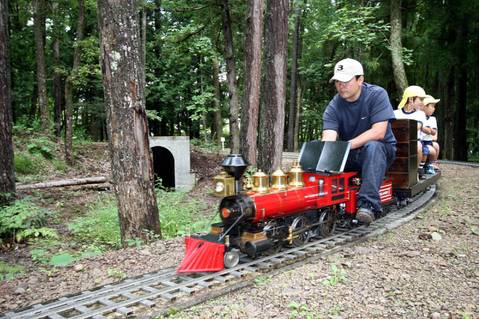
[156,189,214,239]
[68,196,122,248]
[0,261,25,281]
[68,189,214,248]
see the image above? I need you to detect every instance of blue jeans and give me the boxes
[345,141,396,212]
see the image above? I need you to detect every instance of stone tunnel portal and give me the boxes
[151,146,175,189]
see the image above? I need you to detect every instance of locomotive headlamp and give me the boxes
[215,182,225,193]
[213,171,235,197]
[221,208,231,219]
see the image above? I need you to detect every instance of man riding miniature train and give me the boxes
[322,58,396,224]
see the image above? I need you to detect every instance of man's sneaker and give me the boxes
[425,164,435,175]
[356,207,375,225]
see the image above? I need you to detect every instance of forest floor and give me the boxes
[0,143,478,319]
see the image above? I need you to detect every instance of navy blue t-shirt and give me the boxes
[323,82,396,145]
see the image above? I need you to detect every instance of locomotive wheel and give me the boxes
[224,249,240,268]
[316,208,337,238]
[290,216,310,247]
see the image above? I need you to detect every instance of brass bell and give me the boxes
[288,161,304,187]
[252,170,269,193]
[271,168,287,191]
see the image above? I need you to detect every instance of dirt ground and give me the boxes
[0,145,478,318]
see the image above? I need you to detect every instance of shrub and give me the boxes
[0,198,57,243]
[27,136,56,159]
[14,152,45,175]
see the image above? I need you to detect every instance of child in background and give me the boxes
[394,85,429,176]
[422,95,440,172]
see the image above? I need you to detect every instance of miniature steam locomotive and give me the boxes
[177,119,440,273]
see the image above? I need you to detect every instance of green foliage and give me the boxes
[107,267,126,280]
[68,190,212,247]
[49,253,75,267]
[14,152,45,175]
[0,198,55,243]
[288,301,319,319]
[253,275,271,286]
[27,137,56,159]
[0,261,24,281]
[30,248,49,264]
[52,159,68,172]
[15,227,59,243]
[322,263,347,286]
[156,189,213,239]
[68,197,122,248]
[191,139,222,153]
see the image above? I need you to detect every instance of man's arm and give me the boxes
[348,121,388,149]
[322,129,338,141]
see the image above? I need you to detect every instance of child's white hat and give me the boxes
[424,95,440,105]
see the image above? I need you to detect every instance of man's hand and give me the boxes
[322,130,338,141]
[348,121,388,149]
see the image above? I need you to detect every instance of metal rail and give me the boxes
[1,186,436,319]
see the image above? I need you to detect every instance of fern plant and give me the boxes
[0,198,57,243]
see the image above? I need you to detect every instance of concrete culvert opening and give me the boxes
[152,146,175,189]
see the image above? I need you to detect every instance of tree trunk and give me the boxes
[52,2,63,139]
[390,0,408,97]
[65,0,85,165]
[34,0,49,132]
[212,57,223,145]
[220,0,240,153]
[287,3,302,152]
[454,21,468,161]
[258,0,288,174]
[442,68,455,160]
[16,176,108,191]
[0,0,15,205]
[53,37,63,138]
[97,0,161,245]
[294,83,302,151]
[240,0,264,166]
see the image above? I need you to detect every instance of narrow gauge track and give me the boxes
[1,185,436,319]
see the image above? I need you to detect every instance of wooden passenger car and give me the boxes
[387,119,441,198]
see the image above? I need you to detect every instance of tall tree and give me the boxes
[287,1,303,152]
[240,0,264,165]
[390,0,408,96]
[33,0,49,131]
[52,2,63,138]
[212,57,223,144]
[220,0,240,153]
[0,0,15,205]
[97,0,161,245]
[258,0,288,173]
[64,0,85,165]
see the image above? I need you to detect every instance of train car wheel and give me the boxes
[316,208,337,238]
[291,216,310,247]
[224,249,240,268]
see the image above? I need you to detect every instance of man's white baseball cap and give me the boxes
[329,58,364,83]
